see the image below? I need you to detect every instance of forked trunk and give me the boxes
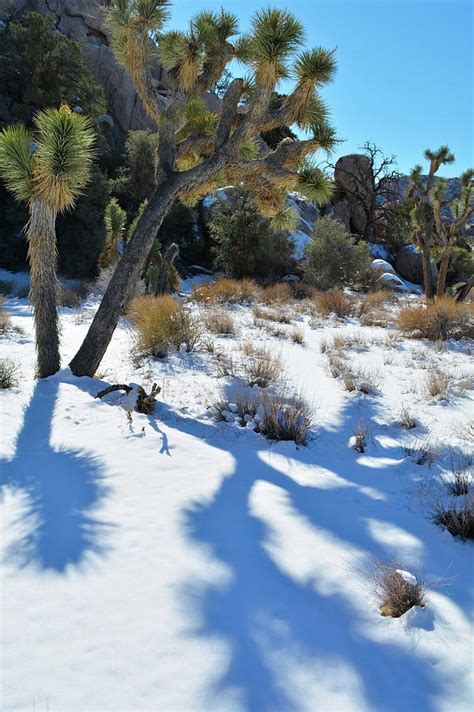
[436,247,451,298]
[420,246,434,301]
[69,182,178,377]
[27,198,60,378]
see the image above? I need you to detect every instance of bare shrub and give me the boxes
[353,419,370,453]
[357,291,390,316]
[373,562,425,618]
[314,289,354,318]
[399,404,417,429]
[397,298,474,341]
[442,454,473,496]
[192,278,258,304]
[327,354,346,379]
[253,305,292,324]
[290,326,304,344]
[0,358,20,389]
[128,295,201,358]
[59,284,85,308]
[431,498,474,540]
[260,283,293,304]
[243,347,283,387]
[204,309,236,335]
[259,390,315,445]
[424,370,452,398]
[404,438,440,466]
[214,351,238,378]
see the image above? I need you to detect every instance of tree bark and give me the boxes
[28,199,60,378]
[69,181,178,377]
[436,247,451,298]
[420,246,434,301]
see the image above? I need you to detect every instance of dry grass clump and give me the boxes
[424,370,452,398]
[431,496,474,540]
[0,358,20,389]
[253,304,292,324]
[0,297,11,333]
[353,419,370,453]
[213,388,314,445]
[442,454,473,496]
[243,346,283,388]
[373,562,425,618]
[0,279,14,296]
[321,331,370,353]
[314,289,354,318]
[128,295,201,359]
[290,326,304,344]
[192,278,257,304]
[214,351,238,378]
[204,309,236,335]
[260,283,293,304]
[59,284,86,307]
[404,438,440,466]
[397,298,473,341]
[399,404,417,429]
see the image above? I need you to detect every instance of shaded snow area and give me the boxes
[1,288,473,712]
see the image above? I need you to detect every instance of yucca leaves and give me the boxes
[104,197,127,237]
[0,124,34,203]
[424,146,455,165]
[296,163,334,205]
[33,107,96,211]
[294,48,336,85]
[181,98,218,135]
[270,204,299,232]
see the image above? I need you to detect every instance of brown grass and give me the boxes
[397,298,474,341]
[253,305,292,324]
[204,309,236,335]
[314,289,355,318]
[432,497,474,540]
[399,405,417,429]
[353,419,370,453]
[424,370,452,398]
[243,346,283,388]
[373,562,425,618]
[192,278,258,304]
[290,326,304,344]
[260,283,293,304]
[128,295,201,358]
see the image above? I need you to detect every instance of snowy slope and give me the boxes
[1,288,473,712]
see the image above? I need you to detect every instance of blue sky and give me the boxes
[168,0,473,177]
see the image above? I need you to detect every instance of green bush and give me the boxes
[111,130,159,208]
[209,188,293,279]
[303,216,371,289]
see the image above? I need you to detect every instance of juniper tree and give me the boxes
[0,106,95,377]
[70,1,337,376]
[407,146,455,300]
[432,169,474,297]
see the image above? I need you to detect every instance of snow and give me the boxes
[289,229,311,260]
[395,569,418,586]
[1,281,473,711]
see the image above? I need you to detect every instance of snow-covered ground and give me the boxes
[1,282,473,712]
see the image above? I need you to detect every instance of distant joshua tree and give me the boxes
[0,106,95,377]
[408,147,473,299]
[70,0,338,376]
[100,198,127,269]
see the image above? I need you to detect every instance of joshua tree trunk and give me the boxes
[70,182,178,377]
[420,246,434,301]
[436,246,452,298]
[28,198,60,378]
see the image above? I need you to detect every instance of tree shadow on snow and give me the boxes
[156,390,470,712]
[1,377,111,572]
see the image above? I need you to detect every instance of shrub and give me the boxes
[59,284,88,308]
[424,370,452,398]
[432,498,474,540]
[290,326,304,344]
[128,295,201,358]
[399,405,417,429]
[442,454,472,496]
[260,283,293,304]
[353,420,370,453]
[374,563,425,618]
[0,280,14,296]
[243,347,283,388]
[209,187,294,279]
[314,289,354,318]
[302,217,371,289]
[192,278,257,304]
[259,391,315,445]
[404,438,440,466]
[0,358,19,389]
[204,309,236,335]
[397,298,474,341]
[252,305,292,324]
[213,352,238,378]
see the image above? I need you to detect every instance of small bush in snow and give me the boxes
[0,298,11,333]
[253,305,292,324]
[128,295,201,359]
[260,283,293,304]
[431,497,474,540]
[59,284,87,308]
[397,298,473,341]
[424,370,452,398]
[399,405,417,429]
[213,351,238,378]
[243,347,283,388]
[290,326,304,344]
[404,438,440,467]
[0,358,19,389]
[314,289,355,318]
[352,419,370,453]
[302,216,371,290]
[373,563,425,618]
[442,454,472,496]
[192,278,258,304]
[204,309,236,335]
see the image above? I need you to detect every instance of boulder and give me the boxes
[376,273,407,292]
[395,244,438,286]
[368,259,397,279]
[333,154,374,235]
[367,243,393,263]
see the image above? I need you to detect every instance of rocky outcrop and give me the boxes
[321,154,374,236]
[0,0,169,140]
[395,244,438,286]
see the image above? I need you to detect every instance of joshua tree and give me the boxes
[432,169,474,297]
[69,1,337,376]
[0,106,95,377]
[407,146,455,300]
[100,197,127,269]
